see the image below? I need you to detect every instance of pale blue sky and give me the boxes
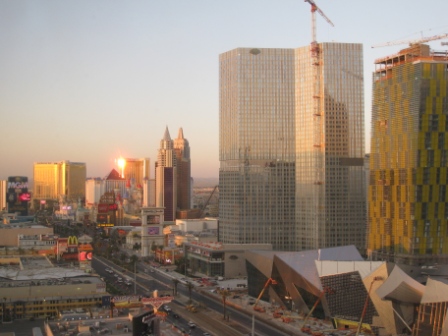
[1,0,447,179]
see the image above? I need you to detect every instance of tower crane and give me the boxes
[302,1,334,225]
[304,0,334,43]
[371,32,448,48]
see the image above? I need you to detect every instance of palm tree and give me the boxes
[130,255,139,270]
[119,252,127,264]
[185,281,194,303]
[219,288,232,320]
[172,279,180,296]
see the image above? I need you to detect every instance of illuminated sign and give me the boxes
[141,297,174,306]
[147,227,159,235]
[97,223,114,227]
[7,182,28,189]
[98,203,118,212]
[111,295,142,308]
[79,251,93,261]
[98,204,108,213]
[7,176,29,216]
[67,236,79,246]
[18,193,31,202]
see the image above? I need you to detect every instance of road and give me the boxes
[93,256,293,336]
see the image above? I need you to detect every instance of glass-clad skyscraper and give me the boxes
[219,43,366,252]
[368,44,448,265]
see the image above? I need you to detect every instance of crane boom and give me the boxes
[304,0,334,43]
[372,32,448,48]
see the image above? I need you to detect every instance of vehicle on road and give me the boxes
[163,305,172,312]
[188,321,196,328]
[105,268,113,273]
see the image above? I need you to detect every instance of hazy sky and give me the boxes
[1,1,447,180]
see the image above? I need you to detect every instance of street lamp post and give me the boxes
[134,260,137,295]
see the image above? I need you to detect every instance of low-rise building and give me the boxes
[0,256,105,321]
[175,218,217,233]
[184,241,272,278]
[0,223,53,247]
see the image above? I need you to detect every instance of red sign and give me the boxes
[98,204,109,213]
[98,203,118,212]
[18,193,31,201]
[141,297,173,306]
[79,251,93,261]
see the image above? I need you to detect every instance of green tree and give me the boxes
[150,241,157,252]
[119,252,127,263]
[175,257,187,275]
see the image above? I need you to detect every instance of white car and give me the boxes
[105,268,113,273]
[163,305,172,312]
[188,321,196,328]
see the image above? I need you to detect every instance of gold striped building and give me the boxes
[368,44,448,265]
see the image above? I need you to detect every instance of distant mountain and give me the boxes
[193,177,219,188]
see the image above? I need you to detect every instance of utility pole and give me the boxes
[134,260,137,295]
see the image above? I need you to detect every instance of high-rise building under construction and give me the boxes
[368,44,448,265]
[219,43,366,251]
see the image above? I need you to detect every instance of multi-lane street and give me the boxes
[92,256,294,336]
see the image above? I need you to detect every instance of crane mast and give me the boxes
[304,0,334,43]
[303,0,333,246]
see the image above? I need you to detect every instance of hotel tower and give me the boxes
[174,128,191,210]
[155,127,177,223]
[33,161,86,208]
[219,43,366,251]
[368,44,448,265]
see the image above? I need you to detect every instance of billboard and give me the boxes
[111,295,142,308]
[97,203,109,213]
[147,227,160,235]
[7,176,29,216]
[98,203,118,213]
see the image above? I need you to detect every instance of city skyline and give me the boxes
[1,1,448,180]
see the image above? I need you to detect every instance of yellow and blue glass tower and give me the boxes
[368,44,448,265]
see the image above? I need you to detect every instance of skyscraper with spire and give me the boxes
[155,127,177,223]
[174,128,191,210]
